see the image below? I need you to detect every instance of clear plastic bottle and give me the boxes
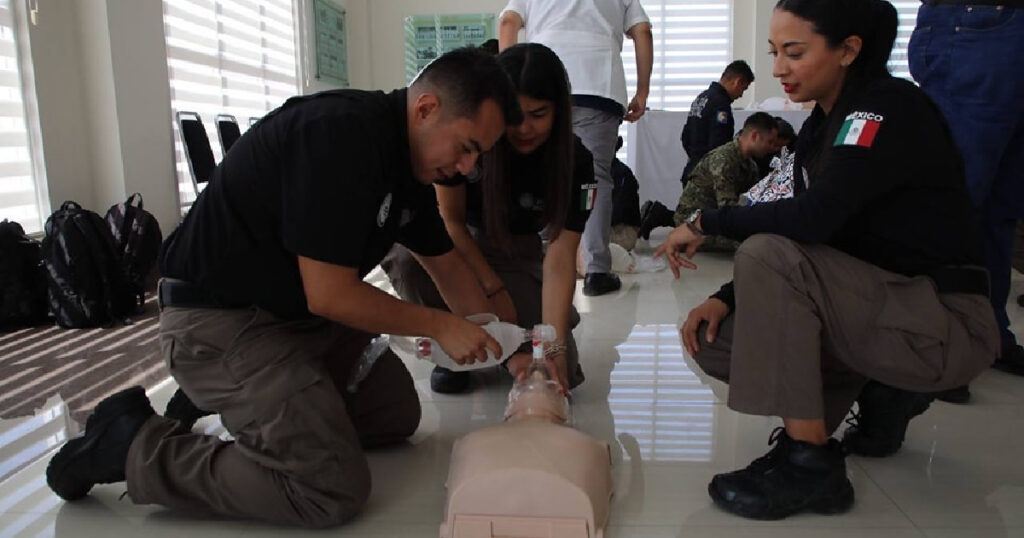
[503,339,571,424]
[412,322,557,372]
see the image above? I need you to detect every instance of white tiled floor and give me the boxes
[2,233,1023,537]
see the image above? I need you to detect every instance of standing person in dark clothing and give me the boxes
[656,0,998,520]
[908,0,1024,405]
[384,43,591,395]
[44,48,522,528]
[680,60,755,186]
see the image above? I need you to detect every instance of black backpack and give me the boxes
[41,201,137,328]
[0,219,50,330]
[105,193,162,307]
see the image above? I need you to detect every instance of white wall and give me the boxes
[733,0,786,107]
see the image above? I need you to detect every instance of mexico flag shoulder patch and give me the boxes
[835,111,884,148]
[581,183,598,211]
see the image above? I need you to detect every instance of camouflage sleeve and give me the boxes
[711,158,740,208]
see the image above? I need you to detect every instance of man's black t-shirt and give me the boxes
[705,77,982,308]
[159,89,453,319]
[436,136,595,236]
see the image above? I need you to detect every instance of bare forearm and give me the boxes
[542,233,580,342]
[447,224,503,294]
[416,250,493,317]
[630,23,654,94]
[316,281,448,338]
[499,12,523,51]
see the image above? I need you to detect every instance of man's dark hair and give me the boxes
[411,46,523,125]
[774,116,796,143]
[743,111,778,135]
[722,60,755,83]
[479,39,499,55]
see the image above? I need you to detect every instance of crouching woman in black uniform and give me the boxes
[383,43,593,394]
[655,0,999,520]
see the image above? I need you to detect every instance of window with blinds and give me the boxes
[0,0,43,233]
[890,1,919,81]
[621,0,732,113]
[162,0,298,209]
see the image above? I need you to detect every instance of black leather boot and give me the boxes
[47,386,155,500]
[709,428,854,520]
[842,381,933,457]
[164,387,212,429]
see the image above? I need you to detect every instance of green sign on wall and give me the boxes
[315,0,348,87]
[404,13,496,84]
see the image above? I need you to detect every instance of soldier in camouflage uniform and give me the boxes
[673,112,778,251]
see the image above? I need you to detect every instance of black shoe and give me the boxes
[164,388,212,429]
[583,272,621,296]
[430,366,471,394]
[933,384,971,404]
[1018,294,1024,308]
[993,343,1024,376]
[638,200,674,240]
[708,428,854,520]
[841,381,933,457]
[46,386,155,501]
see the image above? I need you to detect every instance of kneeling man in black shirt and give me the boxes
[46,48,522,528]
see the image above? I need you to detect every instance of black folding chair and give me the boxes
[215,114,242,154]
[175,111,217,196]
[248,116,260,129]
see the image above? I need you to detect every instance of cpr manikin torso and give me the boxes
[440,359,613,538]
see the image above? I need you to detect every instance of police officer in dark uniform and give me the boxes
[680,60,755,185]
[45,48,522,528]
[657,0,998,520]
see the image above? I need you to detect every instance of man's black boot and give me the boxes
[164,388,212,429]
[709,428,854,520]
[583,272,621,296]
[993,343,1024,376]
[46,386,155,501]
[842,381,933,457]
[638,201,675,240]
[430,366,471,394]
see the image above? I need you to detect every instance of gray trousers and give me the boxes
[693,235,999,434]
[574,106,622,274]
[381,231,585,388]
[126,307,421,528]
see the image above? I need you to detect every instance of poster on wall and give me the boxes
[404,14,496,84]
[315,0,349,87]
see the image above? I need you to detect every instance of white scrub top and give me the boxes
[501,0,650,109]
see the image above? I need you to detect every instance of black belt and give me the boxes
[923,0,1024,7]
[158,278,238,310]
[928,266,990,296]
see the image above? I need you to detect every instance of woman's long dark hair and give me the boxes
[775,0,898,177]
[481,43,574,250]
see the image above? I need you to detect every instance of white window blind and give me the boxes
[618,0,731,159]
[0,0,43,233]
[621,0,732,112]
[162,0,298,208]
[889,1,919,81]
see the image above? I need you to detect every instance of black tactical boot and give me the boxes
[638,200,675,240]
[993,343,1024,376]
[164,388,212,429]
[933,384,970,405]
[430,366,471,394]
[47,386,155,500]
[842,381,933,457]
[709,428,854,520]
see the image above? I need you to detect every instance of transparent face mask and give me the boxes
[503,358,571,425]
